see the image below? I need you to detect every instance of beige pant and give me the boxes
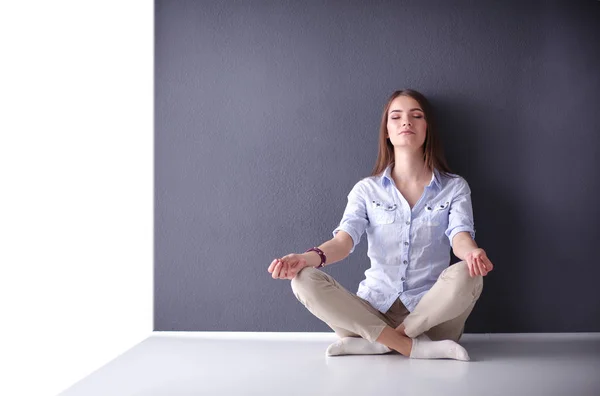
[290,261,483,343]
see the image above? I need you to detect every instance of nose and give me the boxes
[402,117,412,126]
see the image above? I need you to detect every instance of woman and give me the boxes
[267,89,494,360]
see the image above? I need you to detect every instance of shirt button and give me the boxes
[401,277,406,281]
[405,221,410,225]
[403,260,408,264]
[404,242,409,246]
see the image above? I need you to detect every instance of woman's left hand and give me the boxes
[465,248,494,277]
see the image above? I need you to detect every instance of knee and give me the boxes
[290,266,324,297]
[442,261,484,300]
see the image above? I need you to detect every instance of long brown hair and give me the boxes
[370,89,456,179]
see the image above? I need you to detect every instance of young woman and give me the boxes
[267,89,494,360]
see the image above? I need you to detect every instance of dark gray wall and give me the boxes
[155,0,600,333]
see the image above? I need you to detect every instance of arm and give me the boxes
[302,181,368,268]
[452,230,494,277]
[269,232,353,280]
[304,181,368,269]
[452,231,478,261]
[301,231,353,268]
[446,178,493,277]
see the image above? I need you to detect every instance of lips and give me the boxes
[399,130,414,135]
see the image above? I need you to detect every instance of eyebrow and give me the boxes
[390,108,423,113]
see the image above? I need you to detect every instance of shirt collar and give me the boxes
[381,163,442,190]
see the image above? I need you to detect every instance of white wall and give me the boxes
[0,2,153,395]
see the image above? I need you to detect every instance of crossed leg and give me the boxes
[290,261,483,359]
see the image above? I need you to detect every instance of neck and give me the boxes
[391,150,430,185]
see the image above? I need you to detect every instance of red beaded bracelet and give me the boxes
[305,247,327,268]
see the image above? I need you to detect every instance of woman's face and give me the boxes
[386,95,427,151]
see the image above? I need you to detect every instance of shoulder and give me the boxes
[345,175,383,199]
[353,174,382,193]
[438,171,471,193]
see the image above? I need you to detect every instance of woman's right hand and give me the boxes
[268,253,309,280]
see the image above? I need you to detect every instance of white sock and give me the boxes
[409,334,470,361]
[326,337,392,356]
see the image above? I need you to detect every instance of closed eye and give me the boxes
[390,115,423,119]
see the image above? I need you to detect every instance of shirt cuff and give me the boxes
[447,226,476,248]
[332,224,360,254]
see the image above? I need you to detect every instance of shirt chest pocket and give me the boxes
[425,200,450,227]
[368,200,398,225]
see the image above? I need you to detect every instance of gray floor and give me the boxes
[60,332,600,396]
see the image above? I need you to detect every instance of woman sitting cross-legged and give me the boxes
[267,88,494,360]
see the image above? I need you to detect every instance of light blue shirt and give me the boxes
[332,164,476,313]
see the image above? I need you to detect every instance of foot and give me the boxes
[409,334,470,361]
[395,323,407,336]
[326,337,392,356]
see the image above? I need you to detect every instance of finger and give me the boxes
[282,262,289,278]
[474,256,482,272]
[282,261,292,279]
[272,262,281,278]
[479,258,488,275]
[268,259,278,273]
[284,263,291,278]
[272,262,282,279]
[477,258,487,276]
[478,257,486,275]
[478,256,489,272]
[275,259,284,271]
[467,259,474,277]
[472,258,480,276]
[481,257,490,274]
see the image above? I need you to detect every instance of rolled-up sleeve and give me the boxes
[445,177,476,247]
[332,182,369,254]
